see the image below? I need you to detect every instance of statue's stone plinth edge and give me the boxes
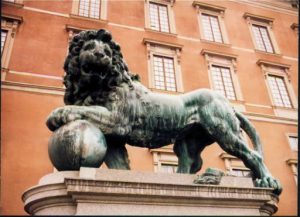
[22,167,278,216]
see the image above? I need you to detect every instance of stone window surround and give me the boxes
[1,14,23,70]
[192,1,230,45]
[286,133,298,152]
[257,59,298,119]
[201,49,245,110]
[220,152,251,177]
[71,0,107,21]
[144,0,176,35]
[149,146,178,173]
[2,0,24,7]
[286,158,297,185]
[143,38,184,93]
[243,12,280,55]
[291,23,299,34]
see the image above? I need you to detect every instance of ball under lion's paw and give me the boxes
[48,120,107,171]
[254,176,282,195]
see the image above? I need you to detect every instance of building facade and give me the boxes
[1,0,298,215]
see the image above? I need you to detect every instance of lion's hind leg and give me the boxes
[173,137,206,174]
[211,128,282,195]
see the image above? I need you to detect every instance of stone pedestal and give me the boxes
[22,167,278,215]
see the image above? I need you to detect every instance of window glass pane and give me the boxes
[1,30,8,55]
[160,164,178,173]
[252,25,274,53]
[231,169,252,177]
[211,65,236,100]
[149,2,170,33]
[79,0,100,19]
[201,14,223,43]
[289,136,298,151]
[153,55,176,92]
[267,75,292,108]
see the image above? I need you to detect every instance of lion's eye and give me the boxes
[104,48,111,57]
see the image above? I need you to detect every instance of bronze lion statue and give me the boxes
[46,29,282,195]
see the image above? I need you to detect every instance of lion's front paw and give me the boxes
[254,176,282,195]
[46,107,82,131]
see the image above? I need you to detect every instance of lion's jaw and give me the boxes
[79,40,112,71]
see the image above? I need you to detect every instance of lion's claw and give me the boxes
[254,176,282,195]
[46,107,82,131]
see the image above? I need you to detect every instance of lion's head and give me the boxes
[63,29,139,106]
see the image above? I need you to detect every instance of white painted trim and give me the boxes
[1,83,64,95]
[23,6,69,18]
[9,70,63,80]
[245,112,297,125]
[245,103,272,109]
[108,22,145,32]
[283,56,299,61]
[229,0,298,16]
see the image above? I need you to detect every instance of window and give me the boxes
[193,1,229,44]
[1,30,8,55]
[2,0,23,6]
[144,38,184,93]
[252,25,274,53]
[71,0,107,21]
[149,2,170,33]
[231,168,252,177]
[160,163,178,174]
[202,49,244,104]
[1,14,23,69]
[201,14,223,43]
[220,153,253,178]
[211,65,236,100]
[145,0,176,34]
[150,145,178,173]
[78,0,100,19]
[257,60,298,117]
[288,135,298,151]
[267,75,292,108]
[244,13,280,54]
[3,0,15,2]
[153,55,176,91]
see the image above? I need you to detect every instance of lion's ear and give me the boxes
[102,31,112,43]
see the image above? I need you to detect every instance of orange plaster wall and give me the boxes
[1,90,65,215]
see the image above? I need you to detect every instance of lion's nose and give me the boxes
[94,52,104,58]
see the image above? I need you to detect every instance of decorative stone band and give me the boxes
[22,168,278,216]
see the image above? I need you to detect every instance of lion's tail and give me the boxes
[235,111,264,158]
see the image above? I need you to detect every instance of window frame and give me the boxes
[144,0,176,35]
[144,38,184,93]
[202,49,244,107]
[1,14,23,70]
[71,0,107,21]
[286,133,298,152]
[149,145,178,173]
[257,60,298,118]
[193,1,229,45]
[220,152,253,178]
[2,0,24,7]
[152,54,177,92]
[244,13,280,55]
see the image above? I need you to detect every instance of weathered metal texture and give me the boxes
[48,120,107,171]
[46,29,282,195]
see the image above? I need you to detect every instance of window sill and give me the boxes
[254,49,282,57]
[2,1,24,8]
[145,28,177,37]
[200,39,231,47]
[69,14,108,24]
[273,106,298,120]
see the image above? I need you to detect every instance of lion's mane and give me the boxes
[63,29,139,106]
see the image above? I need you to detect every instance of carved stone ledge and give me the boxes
[22,168,279,216]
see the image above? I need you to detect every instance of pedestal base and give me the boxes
[22,167,278,215]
